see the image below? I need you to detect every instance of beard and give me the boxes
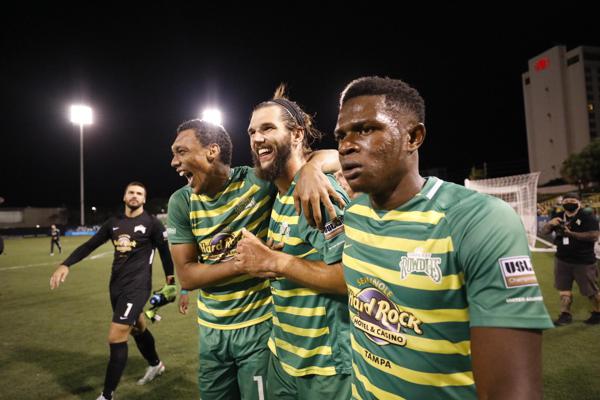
[126,200,143,211]
[252,138,292,182]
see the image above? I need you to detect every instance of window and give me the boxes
[567,55,580,66]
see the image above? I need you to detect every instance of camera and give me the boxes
[554,220,567,236]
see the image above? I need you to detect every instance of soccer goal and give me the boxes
[464,172,554,252]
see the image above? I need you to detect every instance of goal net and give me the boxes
[464,172,551,251]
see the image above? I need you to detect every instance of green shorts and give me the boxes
[266,352,351,400]
[198,320,271,400]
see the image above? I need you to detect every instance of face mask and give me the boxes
[563,203,579,213]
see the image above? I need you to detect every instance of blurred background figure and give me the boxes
[50,224,62,256]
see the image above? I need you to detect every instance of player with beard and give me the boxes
[168,119,342,400]
[50,182,175,400]
[234,85,352,399]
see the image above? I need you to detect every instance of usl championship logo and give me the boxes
[498,256,538,288]
[399,247,443,283]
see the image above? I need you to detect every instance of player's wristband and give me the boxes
[180,289,189,295]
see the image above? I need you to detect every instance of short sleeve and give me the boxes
[150,216,169,247]
[455,197,553,330]
[297,176,349,265]
[581,211,600,231]
[167,188,195,244]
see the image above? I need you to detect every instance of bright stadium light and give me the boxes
[201,108,223,126]
[70,104,93,227]
[70,105,93,125]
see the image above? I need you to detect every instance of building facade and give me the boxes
[522,45,600,184]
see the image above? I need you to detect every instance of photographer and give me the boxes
[542,192,600,326]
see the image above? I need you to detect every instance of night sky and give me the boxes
[2,6,599,214]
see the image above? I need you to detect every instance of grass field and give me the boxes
[1,236,599,399]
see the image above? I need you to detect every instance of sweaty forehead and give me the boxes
[338,95,394,126]
[172,129,198,148]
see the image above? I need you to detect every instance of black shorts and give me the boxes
[110,288,150,325]
[554,258,599,297]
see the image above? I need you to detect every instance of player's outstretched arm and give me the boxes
[294,149,346,230]
[50,265,69,289]
[49,224,110,290]
[471,327,543,400]
[170,242,242,290]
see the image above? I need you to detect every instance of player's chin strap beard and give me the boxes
[128,203,142,212]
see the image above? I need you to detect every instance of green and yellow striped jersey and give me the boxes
[344,177,553,400]
[267,174,352,377]
[167,166,276,330]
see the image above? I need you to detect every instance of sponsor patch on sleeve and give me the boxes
[498,256,539,288]
[323,215,344,240]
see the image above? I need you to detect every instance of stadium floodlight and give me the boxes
[201,108,223,126]
[70,104,93,227]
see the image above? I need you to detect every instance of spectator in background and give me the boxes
[50,224,62,256]
[542,192,600,326]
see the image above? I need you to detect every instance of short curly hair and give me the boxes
[176,119,233,165]
[340,76,425,124]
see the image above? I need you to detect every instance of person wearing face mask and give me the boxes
[542,192,600,326]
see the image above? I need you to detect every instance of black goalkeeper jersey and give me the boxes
[62,211,174,292]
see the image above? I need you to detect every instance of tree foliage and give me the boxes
[560,138,600,188]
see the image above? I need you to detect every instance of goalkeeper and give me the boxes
[49,182,175,400]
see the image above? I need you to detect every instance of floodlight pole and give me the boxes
[79,123,85,226]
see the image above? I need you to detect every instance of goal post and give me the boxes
[464,172,553,252]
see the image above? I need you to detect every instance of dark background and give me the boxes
[2,5,598,219]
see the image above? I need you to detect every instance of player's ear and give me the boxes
[291,127,304,147]
[407,123,426,152]
[206,143,220,163]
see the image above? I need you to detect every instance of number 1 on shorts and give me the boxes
[122,302,133,318]
[253,375,265,400]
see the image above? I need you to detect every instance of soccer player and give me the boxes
[234,86,352,398]
[50,224,62,255]
[50,182,175,400]
[333,76,554,399]
[168,119,342,400]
